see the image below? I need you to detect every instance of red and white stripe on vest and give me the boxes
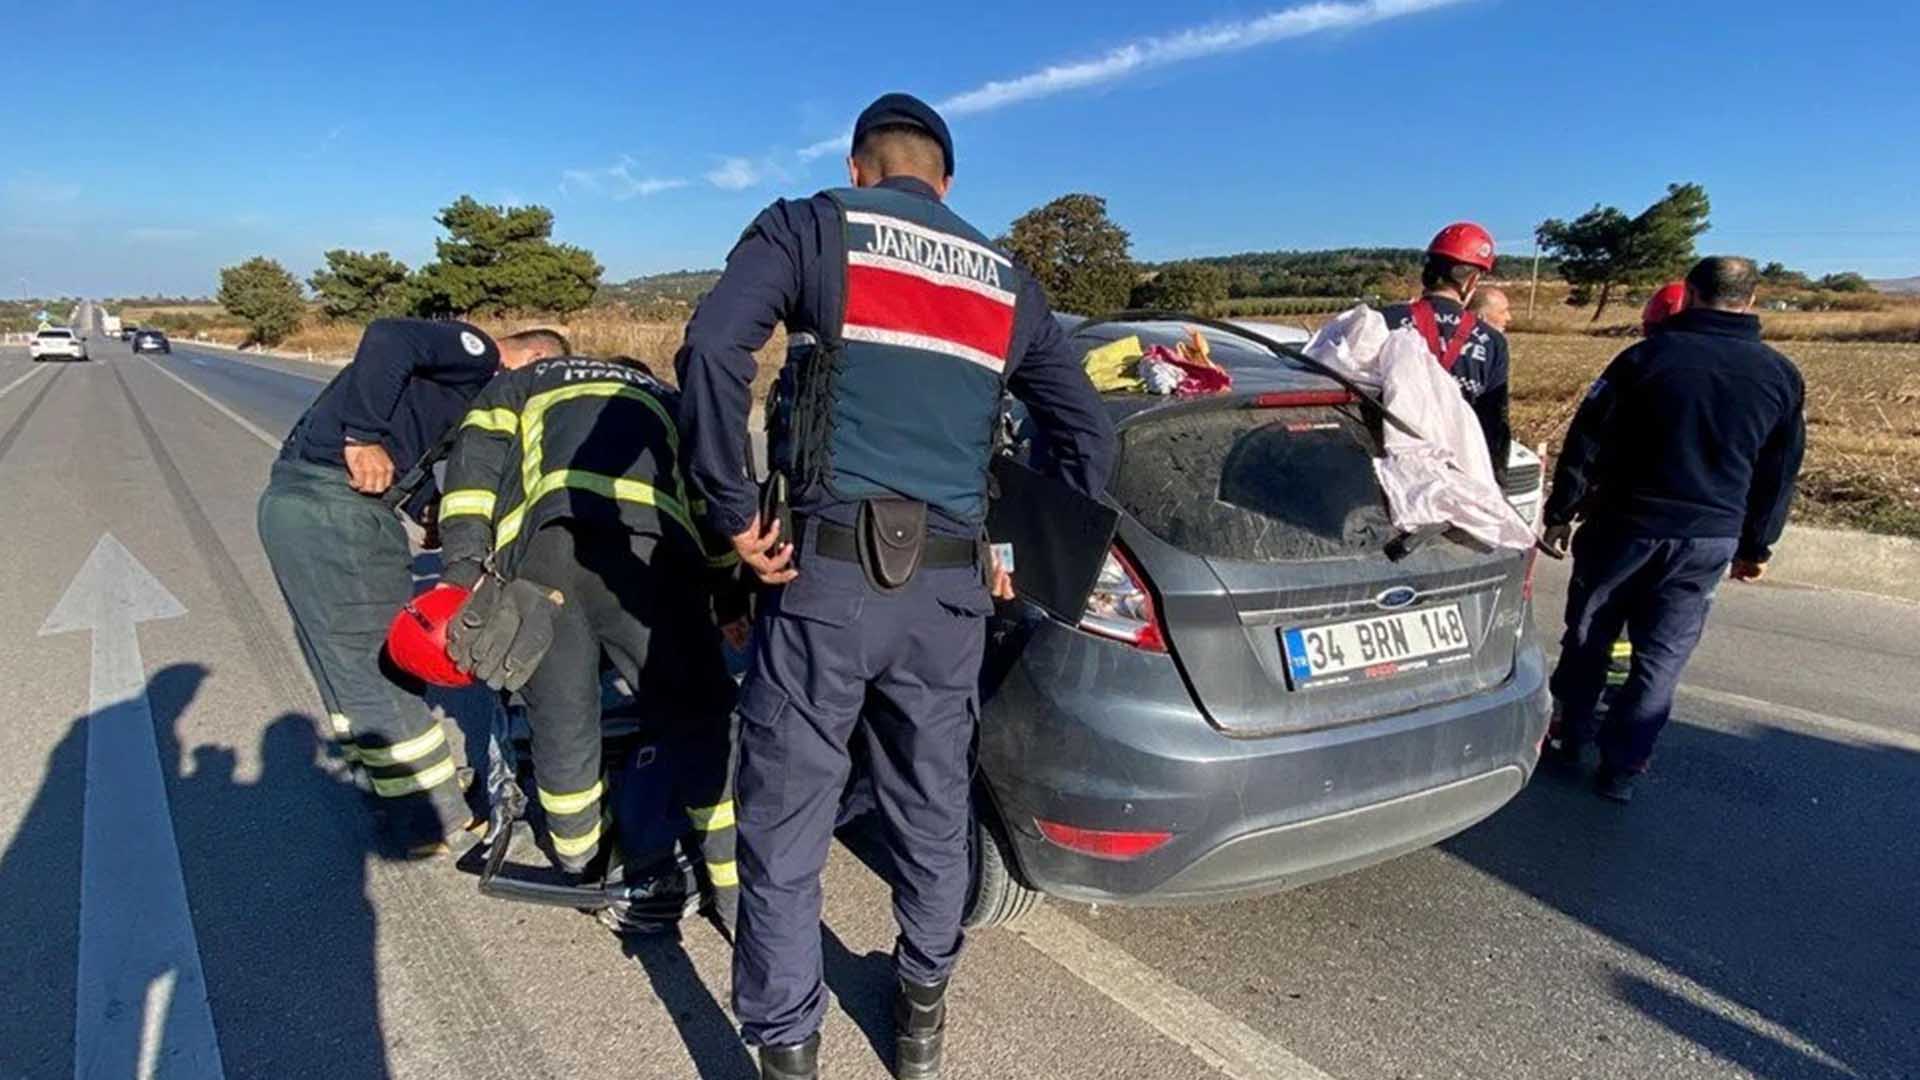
[841,209,1017,372]
[1409,298,1480,372]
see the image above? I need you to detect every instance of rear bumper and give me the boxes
[978,613,1550,906]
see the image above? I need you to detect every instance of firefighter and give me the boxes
[1541,258,1805,803]
[258,319,567,853]
[677,93,1115,1080]
[1380,224,1512,481]
[426,352,745,927]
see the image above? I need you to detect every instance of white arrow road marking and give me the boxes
[40,534,226,1080]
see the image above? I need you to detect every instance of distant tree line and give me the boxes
[216,196,603,346]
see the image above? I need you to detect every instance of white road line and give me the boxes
[0,361,51,402]
[179,344,331,383]
[41,535,226,1079]
[138,354,281,451]
[1679,684,1920,753]
[1013,906,1336,1080]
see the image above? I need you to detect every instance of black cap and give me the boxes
[851,93,954,178]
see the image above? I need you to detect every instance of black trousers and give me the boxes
[257,458,469,845]
[514,523,739,885]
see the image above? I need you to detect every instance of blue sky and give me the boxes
[3,0,1916,298]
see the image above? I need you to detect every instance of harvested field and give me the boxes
[1508,332,1920,538]
[150,300,1918,538]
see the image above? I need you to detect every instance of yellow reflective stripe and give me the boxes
[463,407,518,434]
[705,859,739,887]
[329,714,361,762]
[538,780,605,817]
[492,470,696,552]
[518,383,678,529]
[551,820,603,857]
[356,724,447,767]
[1610,641,1634,659]
[370,757,458,797]
[686,800,735,832]
[440,489,498,521]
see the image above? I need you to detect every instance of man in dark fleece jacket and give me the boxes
[1540,257,1805,803]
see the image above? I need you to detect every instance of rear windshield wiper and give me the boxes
[1070,309,1423,442]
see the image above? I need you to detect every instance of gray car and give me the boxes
[964,315,1550,926]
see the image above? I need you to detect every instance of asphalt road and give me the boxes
[1,334,1915,1080]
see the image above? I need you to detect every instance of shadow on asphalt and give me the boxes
[0,663,404,1078]
[1444,718,1920,1079]
[625,929,758,1080]
[149,665,398,1079]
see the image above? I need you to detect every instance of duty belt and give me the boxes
[797,515,979,569]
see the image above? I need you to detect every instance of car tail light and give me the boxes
[1036,819,1174,861]
[1253,389,1355,408]
[1522,547,1540,603]
[1077,546,1166,652]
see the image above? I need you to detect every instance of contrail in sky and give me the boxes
[797,0,1468,160]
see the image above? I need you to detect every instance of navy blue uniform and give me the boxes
[677,176,1114,1049]
[1544,307,1805,771]
[1381,296,1512,474]
[259,318,500,846]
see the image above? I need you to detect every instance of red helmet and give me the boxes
[1641,281,1687,336]
[386,584,473,688]
[1427,222,1496,271]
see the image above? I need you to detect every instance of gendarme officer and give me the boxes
[677,93,1115,1080]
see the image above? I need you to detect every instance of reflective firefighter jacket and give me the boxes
[437,356,738,585]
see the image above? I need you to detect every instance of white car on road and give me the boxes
[29,328,89,362]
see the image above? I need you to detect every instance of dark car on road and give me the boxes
[132,329,171,354]
[963,316,1550,926]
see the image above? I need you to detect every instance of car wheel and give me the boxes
[963,799,1043,929]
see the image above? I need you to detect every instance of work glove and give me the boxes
[446,575,565,692]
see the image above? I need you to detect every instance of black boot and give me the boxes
[894,977,948,1080]
[758,1033,819,1080]
[1594,764,1638,804]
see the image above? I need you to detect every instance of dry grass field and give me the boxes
[141,303,1920,538]
[1508,332,1920,538]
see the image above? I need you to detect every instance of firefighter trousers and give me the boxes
[257,458,470,846]
[514,523,739,891]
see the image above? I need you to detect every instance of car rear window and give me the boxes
[1110,406,1395,562]
[39,330,72,339]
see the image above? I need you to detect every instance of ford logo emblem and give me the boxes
[1376,586,1418,610]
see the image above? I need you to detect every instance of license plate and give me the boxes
[1283,603,1472,689]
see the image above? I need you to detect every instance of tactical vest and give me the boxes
[775,186,1017,524]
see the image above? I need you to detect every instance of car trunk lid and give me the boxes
[1109,393,1529,737]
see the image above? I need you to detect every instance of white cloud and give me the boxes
[795,0,1463,159]
[705,157,764,191]
[561,155,689,200]
[940,0,1465,116]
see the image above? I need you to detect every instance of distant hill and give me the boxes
[599,250,1557,309]
[598,269,722,308]
[1870,276,1920,296]
[1147,248,1554,299]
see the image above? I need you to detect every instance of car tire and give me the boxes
[964,799,1043,929]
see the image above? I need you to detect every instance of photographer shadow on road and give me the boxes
[0,663,397,1079]
[1444,716,1920,1080]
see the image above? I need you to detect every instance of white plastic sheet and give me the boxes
[1303,306,1535,551]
